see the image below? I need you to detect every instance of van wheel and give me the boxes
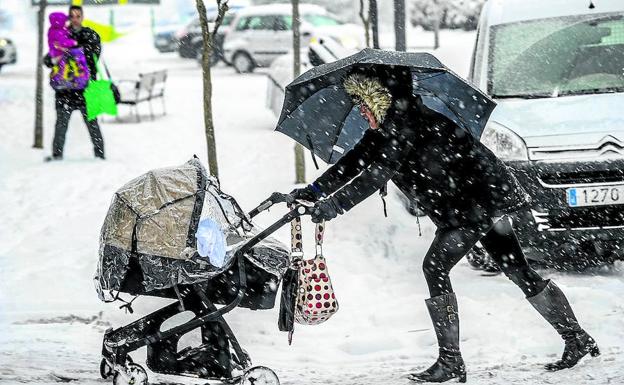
[233,52,254,73]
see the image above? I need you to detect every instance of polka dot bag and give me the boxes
[290,216,339,326]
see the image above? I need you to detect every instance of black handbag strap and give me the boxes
[93,54,114,81]
[102,60,114,82]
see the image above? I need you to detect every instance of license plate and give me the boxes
[567,185,624,207]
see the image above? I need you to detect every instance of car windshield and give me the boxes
[489,12,624,98]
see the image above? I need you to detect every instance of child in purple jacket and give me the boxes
[47,12,77,62]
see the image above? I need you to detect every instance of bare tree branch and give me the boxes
[211,0,230,38]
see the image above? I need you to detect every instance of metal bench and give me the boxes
[117,70,167,122]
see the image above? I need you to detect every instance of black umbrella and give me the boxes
[276,48,496,164]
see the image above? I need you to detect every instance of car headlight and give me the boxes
[480,121,528,161]
[0,39,7,47]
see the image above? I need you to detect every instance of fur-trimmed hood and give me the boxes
[343,74,392,123]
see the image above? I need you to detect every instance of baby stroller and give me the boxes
[95,158,310,385]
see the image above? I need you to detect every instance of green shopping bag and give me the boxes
[84,56,118,121]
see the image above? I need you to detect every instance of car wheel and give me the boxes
[179,40,196,58]
[233,52,254,73]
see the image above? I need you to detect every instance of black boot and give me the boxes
[409,293,466,383]
[527,280,600,371]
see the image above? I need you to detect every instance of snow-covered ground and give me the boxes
[1,16,623,385]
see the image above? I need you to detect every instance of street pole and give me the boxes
[292,0,306,184]
[394,0,406,51]
[369,0,379,49]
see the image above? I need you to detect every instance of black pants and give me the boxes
[422,216,547,298]
[53,98,104,158]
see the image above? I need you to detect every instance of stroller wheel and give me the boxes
[100,358,114,379]
[112,363,148,385]
[240,366,279,385]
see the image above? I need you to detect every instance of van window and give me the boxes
[235,17,249,31]
[222,13,235,27]
[275,16,291,31]
[247,15,279,30]
[489,13,624,98]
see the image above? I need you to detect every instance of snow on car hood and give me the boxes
[488,92,624,148]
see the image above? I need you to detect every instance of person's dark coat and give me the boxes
[314,95,531,229]
[44,25,101,108]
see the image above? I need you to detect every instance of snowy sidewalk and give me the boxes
[0,28,623,385]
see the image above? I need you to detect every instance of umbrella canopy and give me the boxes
[276,48,496,163]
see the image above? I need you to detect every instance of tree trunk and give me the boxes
[394,0,406,51]
[359,0,370,48]
[433,0,441,49]
[33,0,46,149]
[292,0,301,78]
[369,0,380,49]
[196,0,225,179]
[292,0,306,184]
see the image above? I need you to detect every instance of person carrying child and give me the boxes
[43,5,105,162]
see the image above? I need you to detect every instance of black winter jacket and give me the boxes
[314,97,531,228]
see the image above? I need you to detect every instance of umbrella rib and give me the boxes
[305,134,320,169]
[327,104,357,163]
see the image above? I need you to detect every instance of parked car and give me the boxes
[177,3,247,62]
[0,36,16,72]
[178,10,243,65]
[153,16,190,53]
[224,4,363,73]
[468,0,624,268]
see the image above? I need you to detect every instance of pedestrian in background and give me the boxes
[44,5,105,161]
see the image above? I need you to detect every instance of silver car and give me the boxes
[469,0,624,268]
[223,4,363,73]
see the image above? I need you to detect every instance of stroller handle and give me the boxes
[239,202,314,256]
[248,192,299,219]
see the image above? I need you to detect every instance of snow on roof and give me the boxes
[235,3,327,17]
[485,0,624,26]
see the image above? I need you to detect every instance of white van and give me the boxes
[469,0,624,267]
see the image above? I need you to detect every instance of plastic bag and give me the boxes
[196,218,227,268]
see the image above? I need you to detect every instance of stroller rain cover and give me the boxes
[95,158,289,300]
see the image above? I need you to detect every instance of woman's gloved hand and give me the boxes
[311,196,344,223]
[288,183,324,203]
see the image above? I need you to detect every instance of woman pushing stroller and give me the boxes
[276,70,599,382]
